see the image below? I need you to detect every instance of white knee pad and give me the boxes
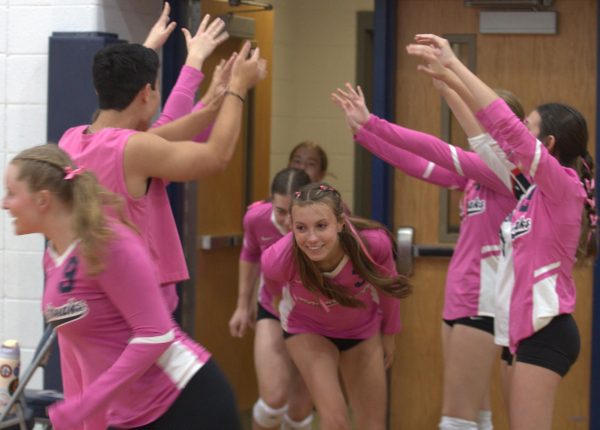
[439,416,478,430]
[281,412,313,430]
[253,398,288,428]
[478,410,493,430]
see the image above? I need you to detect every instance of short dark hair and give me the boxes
[92,43,159,111]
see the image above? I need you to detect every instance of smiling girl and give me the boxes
[261,183,411,430]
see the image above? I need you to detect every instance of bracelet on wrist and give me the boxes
[224,90,245,103]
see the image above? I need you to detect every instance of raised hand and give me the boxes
[331,83,370,134]
[181,14,229,71]
[200,53,237,105]
[229,41,268,95]
[143,2,177,51]
[405,43,452,82]
[414,33,457,66]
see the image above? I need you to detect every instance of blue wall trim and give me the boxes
[371,0,396,227]
[590,4,600,429]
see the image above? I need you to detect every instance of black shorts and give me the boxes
[501,314,580,377]
[282,331,365,352]
[256,303,279,321]
[109,359,241,429]
[443,315,494,335]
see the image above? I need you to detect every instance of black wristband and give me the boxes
[224,90,245,103]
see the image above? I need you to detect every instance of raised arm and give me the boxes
[333,83,512,195]
[125,41,267,190]
[143,2,177,52]
[408,35,573,201]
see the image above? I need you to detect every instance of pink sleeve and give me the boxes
[261,234,295,298]
[365,230,401,334]
[48,233,176,429]
[240,208,262,263]
[361,115,513,196]
[152,65,204,128]
[356,127,467,191]
[476,99,577,203]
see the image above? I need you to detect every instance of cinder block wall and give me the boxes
[0,0,161,388]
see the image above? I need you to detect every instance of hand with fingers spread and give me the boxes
[143,2,177,51]
[228,41,267,97]
[331,83,370,134]
[414,33,457,66]
[182,14,229,71]
[200,53,236,106]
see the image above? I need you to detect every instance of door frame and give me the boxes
[590,4,600,429]
[371,0,396,228]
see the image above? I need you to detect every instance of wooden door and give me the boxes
[390,1,596,429]
[191,0,273,411]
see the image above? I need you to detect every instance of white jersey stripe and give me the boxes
[157,340,204,389]
[530,139,542,177]
[449,146,465,176]
[481,245,501,254]
[533,261,561,278]
[422,162,435,179]
[130,329,175,345]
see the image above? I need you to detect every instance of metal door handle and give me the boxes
[396,227,455,276]
[197,234,243,250]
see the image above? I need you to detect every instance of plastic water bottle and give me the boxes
[0,340,20,412]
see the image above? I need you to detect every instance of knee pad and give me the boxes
[478,410,493,430]
[253,398,288,428]
[439,416,478,430]
[281,412,313,430]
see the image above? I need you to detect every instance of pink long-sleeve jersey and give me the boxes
[44,222,210,429]
[476,99,586,352]
[356,115,519,320]
[239,200,288,315]
[261,229,401,338]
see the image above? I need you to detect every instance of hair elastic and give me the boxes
[64,166,84,181]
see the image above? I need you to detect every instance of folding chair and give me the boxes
[0,326,62,430]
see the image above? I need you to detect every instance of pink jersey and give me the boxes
[59,128,189,292]
[261,229,401,338]
[476,99,586,352]
[43,222,210,429]
[357,116,519,320]
[240,200,287,315]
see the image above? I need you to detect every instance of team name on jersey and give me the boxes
[466,197,486,216]
[44,298,89,328]
[511,216,532,240]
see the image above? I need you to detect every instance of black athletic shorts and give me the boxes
[108,359,241,430]
[283,331,365,352]
[256,302,279,321]
[443,315,494,335]
[500,314,579,377]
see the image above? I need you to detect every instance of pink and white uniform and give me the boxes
[261,229,401,338]
[44,222,210,429]
[356,115,519,320]
[239,200,288,315]
[476,99,586,352]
